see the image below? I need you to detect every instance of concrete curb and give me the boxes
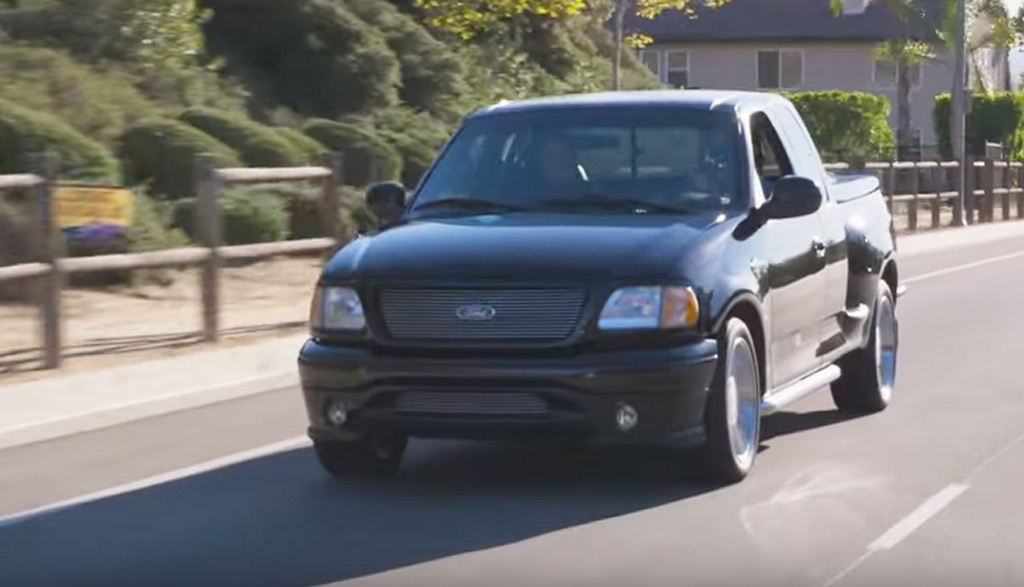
[0,334,307,451]
[898,220,1024,258]
[0,371,298,452]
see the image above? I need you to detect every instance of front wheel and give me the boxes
[831,280,898,414]
[313,434,407,479]
[700,317,762,484]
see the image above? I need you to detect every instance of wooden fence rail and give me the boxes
[0,152,346,369]
[1,152,1022,371]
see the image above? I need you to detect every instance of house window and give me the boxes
[757,50,803,89]
[666,51,689,88]
[873,59,922,87]
[638,50,661,79]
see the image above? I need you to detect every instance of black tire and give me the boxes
[700,317,762,484]
[313,434,407,479]
[831,280,898,414]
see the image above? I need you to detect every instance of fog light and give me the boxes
[325,401,348,427]
[615,404,638,432]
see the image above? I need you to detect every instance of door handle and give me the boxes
[812,238,827,259]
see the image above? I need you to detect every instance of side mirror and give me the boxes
[762,175,822,219]
[366,181,407,226]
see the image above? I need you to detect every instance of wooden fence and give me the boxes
[822,158,1024,230]
[1,153,1022,371]
[0,153,346,369]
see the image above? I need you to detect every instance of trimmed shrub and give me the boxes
[785,91,895,162]
[179,107,305,167]
[0,197,38,301]
[275,127,327,164]
[0,98,118,181]
[119,118,241,199]
[934,92,1024,160]
[0,45,162,147]
[173,182,371,245]
[202,0,401,117]
[303,119,402,186]
[343,0,467,119]
[172,187,290,245]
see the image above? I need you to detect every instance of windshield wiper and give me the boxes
[412,197,527,213]
[543,194,700,214]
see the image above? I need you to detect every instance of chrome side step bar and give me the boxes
[760,364,842,416]
[896,284,908,298]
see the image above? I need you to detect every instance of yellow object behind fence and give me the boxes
[53,185,135,229]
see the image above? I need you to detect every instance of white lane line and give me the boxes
[866,483,969,551]
[823,483,969,587]
[903,249,1024,285]
[0,435,310,529]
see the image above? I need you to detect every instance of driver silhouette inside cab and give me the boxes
[526,132,588,200]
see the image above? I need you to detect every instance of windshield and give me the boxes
[410,107,746,216]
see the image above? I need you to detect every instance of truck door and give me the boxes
[771,103,851,354]
[750,111,828,388]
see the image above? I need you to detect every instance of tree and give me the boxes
[600,0,733,90]
[413,0,587,40]
[830,0,1011,159]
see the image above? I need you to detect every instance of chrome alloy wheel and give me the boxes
[724,336,760,471]
[874,293,898,404]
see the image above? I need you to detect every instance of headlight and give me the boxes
[597,286,699,330]
[310,286,365,331]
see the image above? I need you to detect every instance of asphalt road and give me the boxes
[3,231,1024,587]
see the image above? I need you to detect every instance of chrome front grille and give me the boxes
[378,288,586,341]
[394,391,549,416]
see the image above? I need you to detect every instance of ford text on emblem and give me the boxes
[455,304,497,321]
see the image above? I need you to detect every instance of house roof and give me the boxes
[627,0,945,44]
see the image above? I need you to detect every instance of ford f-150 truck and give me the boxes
[298,90,903,484]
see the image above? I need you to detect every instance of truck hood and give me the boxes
[324,212,726,282]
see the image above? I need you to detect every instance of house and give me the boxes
[628,0,1010,155]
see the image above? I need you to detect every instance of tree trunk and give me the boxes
[612,1,626,91]
[896,55,913,160]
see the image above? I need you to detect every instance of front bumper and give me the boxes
[298,338,718,446]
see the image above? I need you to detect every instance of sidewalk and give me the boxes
[1,219,1023,452]
[0,333,306,451]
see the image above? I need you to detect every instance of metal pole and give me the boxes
[951,0,968,226]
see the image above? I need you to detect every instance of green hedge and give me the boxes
[172,187,290,245]
[179,107,305,167]
[302,119,402,186]
[0,98,118,181]
[934,92,1024,160]
[119,118,241,199]
[785,91,895,162]
[274,127,327,165]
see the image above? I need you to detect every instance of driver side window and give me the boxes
[750,113,793,198]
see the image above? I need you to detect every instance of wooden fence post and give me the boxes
[195,156,222,342]
[908,163,919,232]
[884,163,895,213]
[1002,163,1012,220]
[1018,163,1024,219]
[965,156,977,225]
[983,156,995,223]
[32,153,62,369]
[321,152,343,259]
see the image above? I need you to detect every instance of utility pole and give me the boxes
[951,0,969,226]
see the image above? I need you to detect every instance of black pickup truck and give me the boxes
[298,90,903,484]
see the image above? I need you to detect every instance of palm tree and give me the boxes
[832,0,1011,159]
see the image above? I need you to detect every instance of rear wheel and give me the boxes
[313,433,407,478]
[700,317,762,484]
[831,280,898,413]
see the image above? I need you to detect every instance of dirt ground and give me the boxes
[0,256,323,384]
[0,203,1015,385]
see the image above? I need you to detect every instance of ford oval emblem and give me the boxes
[456,304,497,321]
